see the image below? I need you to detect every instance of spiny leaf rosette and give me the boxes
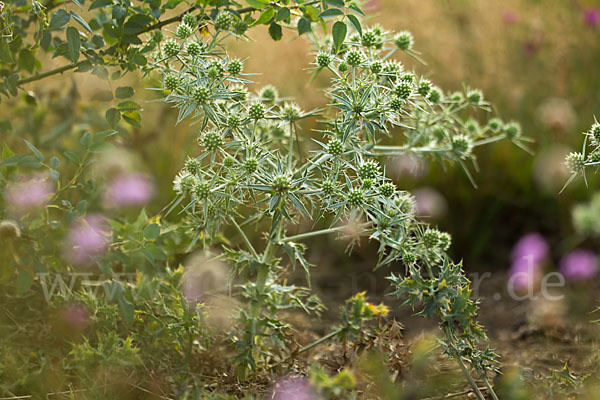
[153,18,519,393]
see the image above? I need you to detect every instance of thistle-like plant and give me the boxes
[563,118,600,190]
[151,15,523,398]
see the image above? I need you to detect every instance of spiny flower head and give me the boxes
[316,52,332,67]
[173,171,197,194]
[182,13,197,27]
[259,85,278,103]
[417,79,432,97]
[347,188,365,206]
[164,74,179,91]
[438,232,452,251]
[227,59,243,76]
[389,97,403,111]
[395,193,415,216]
[272,174,292,194]
[382,61,402,79]
[338,61,349,73]
[230,85,248,102]
[223,156,235,168]
[400,72,416,84]
[193,180,211,200]
[394,31,414,50]
[227,114,241,129]
[163,39,180,57]
[201,131,223,151]
[362,178,375,189]
[243,158,258,173]
[370,61,382,74]
[322,180,336,195]
[232,19,248,35]
[214,12,233,31]
[248,103,265,120]
[186,41,202,56]
[327,138,344,156]
[281,103,302,122]
[422,228,440,248]
[345,49,363,66]
[487,118,503,132]
[503,121,521,139]
[452,134,473,158]
[565,152,585,173]
[380,182,396,197]
[428,86,442,103]
[176,23,193,39]
[403,251,416,266]
[185,157,201,175]
[465,119,480,136]
[394,82,413,99]
[467,89,483,104]
[361,29,381,47]
[193,86,211,104]
[358,160,380,179]
[588,122,600,146]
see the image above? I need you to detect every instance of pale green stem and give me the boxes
[229,216,260,260]
[281,224,370,243]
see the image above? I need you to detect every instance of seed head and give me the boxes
[361,29,380,47]
[438,232,452,251]
[215,12,233,31]
[193,86,211,104]
[232,19,248,35]
[317,52,332,67]
[243,158,258,173]
[338,61,349,73]
[185,157,201,175]
[327,139,344,156]
[452,134,473,158]
[465,119,480,136]
[428,87,442,103]
[164,74,179,91]
[565,152,585,173]
[362,178,375,189]
[417,79,431,97]
[394,31,414,50]
[259,85,278,103]
[400,72,416,84]
[281,103,302,122]
[248,103,265,120]
[423,228,440,248]
[467,89,483,104]
[503,121,521,139]
[380,182,395,197]
[347,188,365,206]
[186,41,202,56]
[589,123,600,146]
[227,59,243,76]
[182,13,197,27]
[358,160,380,179]
[227,114,241,129]
[394,82,413,99]
[201,131,223,151]
[588,151,600,163]
[487,118,503,132]
[223,156,235,168]
[389,97,403,111]
[193,181,211,200]
[370,61,382,74]
[322,180,336,195]
[230,85,248,102]
[173,171,197,194]
[450,92,464,102]
[395,193,415,215]
[163,39,180,57]
[402,252,416,266]
[176,23,193,39]
[345,50,363,66]
[272,175,292,194]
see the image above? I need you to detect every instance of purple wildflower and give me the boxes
[4,174,53,211]
[502,9,518,24]
[103,172,155,207]
[511,233,549,264]
[270,376,318,400]
[66,214,111,265]
[583,8,600,27]
[508,256,541,291]
[560,249,598,281]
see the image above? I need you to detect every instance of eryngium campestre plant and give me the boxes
[152,18,526,398]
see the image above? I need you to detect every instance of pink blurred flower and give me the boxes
[363,0,380,12]
[4,174,53,211]
[103,172,154,207]
[583,8,600,27]
[270,377,318,400]
[502,9,518,24]
[560,249,598,281]
[413,187,447,219]
[66,214,111,265]
[59,303,91,332]
[508,257,541,291]
[511,233,549,264]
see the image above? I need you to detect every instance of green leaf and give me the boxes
[268,22,282,41]
[89,0,113,10]
[117,292,134,326]
[332,21,347,53]
[297,17,311,35]
[64,150,81,164]
[117,101,142,111]
[325,0,345,6]
[18,49,35,73]
[318,8,344,18]
[70,11,92,32]
[245,0,269,9]
[66,27,81,63]
[348,3,365,16]
[115,86,134,98]
[0,39,14,64]
[80,132,92,148]
[123,14,152,35]
[143,223,160,240]
[106,108,120,128]
[346,14,362,36]
[275,7,290,21]
[16,270,33,296]
[48,9,71,30]
[253,8,275,26]
[49,156,61,169]
[24,139,44,161]
[122,111,141,127]
[93,130,117,144]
